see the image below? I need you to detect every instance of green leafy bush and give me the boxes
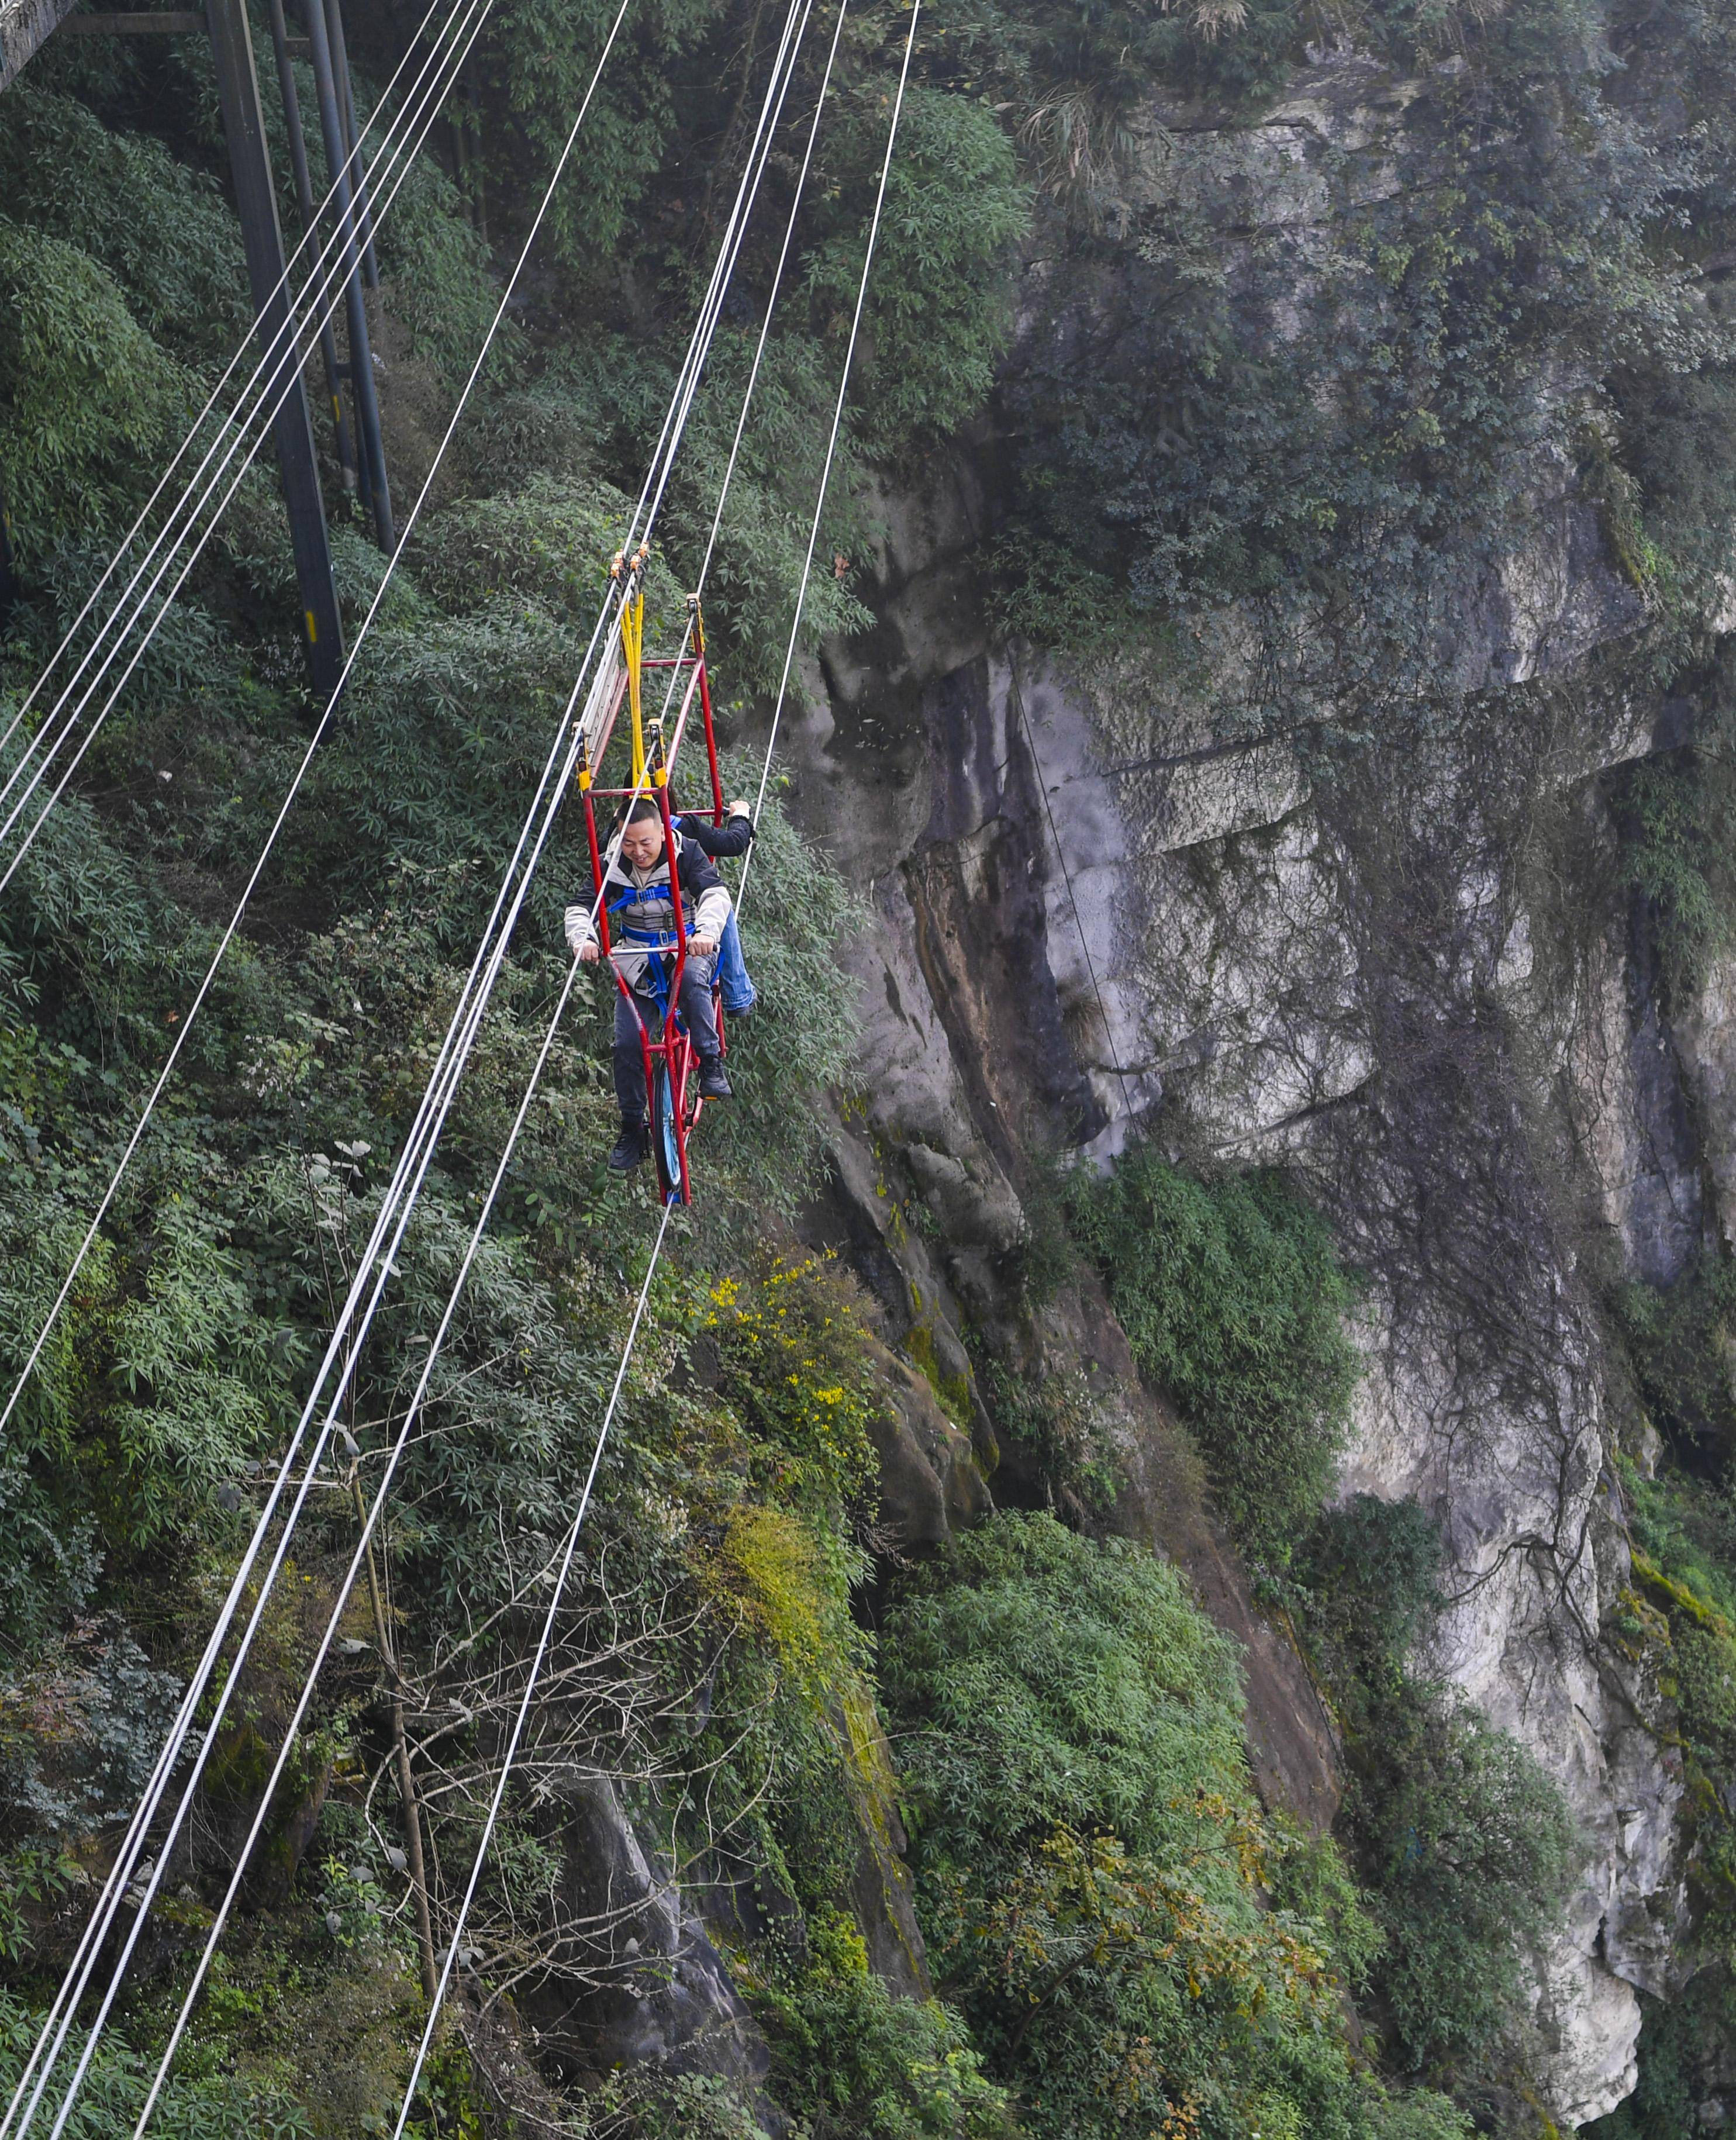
[1583,1964,1736,2140]
[1290,1496,1579,2079]
[806,88,1029,454]
[1290,1494,1444,1727]
[0,87,246,360]
[1618,1465,1736,1960]
[756,1911,1012,2140]
[1616,693,1736,1012]
[1067,1148,1361,1558]
[881,1510,1249,1874]
[409,472,686,635]
[1617,1255,1736,1459]
[0,218,190,554]
[1347,1687,1577,2076]
[693,759,863,1209]
[0,1994,310,2139]
[882,1511,1475,2140]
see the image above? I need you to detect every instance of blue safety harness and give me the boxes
[607,879,693,1016]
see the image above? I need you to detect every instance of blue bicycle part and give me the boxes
[653,1062,682,1204]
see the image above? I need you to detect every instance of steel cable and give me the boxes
[372,21,923,2131]
[109,4,824,2120]
[12,5,822,2129]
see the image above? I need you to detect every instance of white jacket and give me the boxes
[565,827,731,990]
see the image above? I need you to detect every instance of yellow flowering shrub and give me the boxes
[705,1257,883,1517]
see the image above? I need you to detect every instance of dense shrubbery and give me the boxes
[754,1911,1013,2140]
[1614,669,1736,1013]
[1578,1254,1736,2136]
[881,1512,1475,2140]
[1585,1455,1736,2137]
[1291,1496,1578,2082]
[1066,1148,1361,1558]
[882,1509,1250,1870]
[0,1994,312,2139]
[1053,1168,1575,2080]
[1615,1256,1736,1460]
[1348,1687,1578,2076]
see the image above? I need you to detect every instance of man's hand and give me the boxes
[690,935,719,959]
[727,798,752,819]
[577,940,602,964]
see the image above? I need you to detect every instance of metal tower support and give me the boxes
[301,0,394,552]
[204,0,346,696]
[324,0,380,291]
[264,0,358,498]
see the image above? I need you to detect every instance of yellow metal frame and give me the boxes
[620,579,647,788]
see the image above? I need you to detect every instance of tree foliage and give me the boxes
[882,1513,1476,2140]
[1290,1496,1579,2082]
[1066,1149,1361,1559]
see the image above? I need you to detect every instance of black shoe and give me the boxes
[698,1057,733,1101]
[608,1118,648,1172]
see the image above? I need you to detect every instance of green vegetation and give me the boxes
[1578,1255,1736,2137]
[1290,1496,1579,2082]
[1616,1463,1736,1960]
[1586,1456,1736,2140]
[1614,674,1736,1012]
[1616,1256,1736,1462]
[1587,1968,1736,2140]
[994,0,1736,723]
[0,1994,312,2139]
[754,1912,1013,2140]
[1350,1687,1578,2077]
[1066,1148,1361,1559]
[881,1511,1476,2140]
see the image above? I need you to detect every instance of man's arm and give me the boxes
[675,802,754,860]
[676,842,731,948]
[564,879,602,961]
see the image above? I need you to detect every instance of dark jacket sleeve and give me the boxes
[674,840,726,902]
[675,812,755,859]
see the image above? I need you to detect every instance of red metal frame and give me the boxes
[575,614,727,1207]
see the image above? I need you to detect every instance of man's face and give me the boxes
[619,815,665,871]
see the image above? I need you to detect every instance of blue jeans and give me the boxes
[612,959,719,1119]
[716,910,756,1014]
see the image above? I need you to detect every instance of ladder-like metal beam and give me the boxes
[204,0,347,694]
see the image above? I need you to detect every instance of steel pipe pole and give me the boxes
[300,0,394,550]
[324,0,381,291]
[263,0,358,496]
[203,0,345,692]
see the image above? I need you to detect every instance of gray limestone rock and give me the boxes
[529,1770,774,2111]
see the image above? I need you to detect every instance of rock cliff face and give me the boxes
[771,43,1736,2128]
